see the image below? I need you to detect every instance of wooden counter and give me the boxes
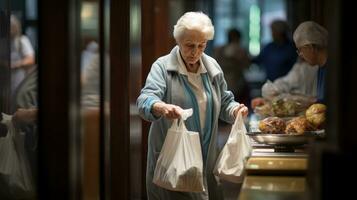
[238,175,308,200]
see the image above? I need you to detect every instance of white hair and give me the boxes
[293,21,328,48]
[10,14,22,37]
[173,12,214,41]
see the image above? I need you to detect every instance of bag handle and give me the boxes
[180,108,193,120]
[232,109,246,134]
[170,108,193,132]
[1,113,15,138]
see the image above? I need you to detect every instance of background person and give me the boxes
[251,21,328,109]
[10,14,35,96]
[251,58,318,108]
[214,28,250,106]
[252,19,297,81]
[293,21,328,102]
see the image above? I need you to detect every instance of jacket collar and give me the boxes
[165,46,221,78]
[176,48,207,75]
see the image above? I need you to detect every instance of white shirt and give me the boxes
[176,49,208,132]
[262,61,319,98]
[11,35,35,95]
[11,35,34,62]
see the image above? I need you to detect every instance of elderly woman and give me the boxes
[293,21,328,102]
[10,14,35,96]
[137,12,248,200]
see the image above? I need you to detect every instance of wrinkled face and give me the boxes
[296,44,319,66]
[177,30,207,66]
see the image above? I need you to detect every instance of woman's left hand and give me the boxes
[13,108,38,127]
[234,104,248,118]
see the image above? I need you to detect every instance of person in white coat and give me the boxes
[137,12,248,200]
[262,59,319,97]
[294,21,328,102]
[251,21,328,108]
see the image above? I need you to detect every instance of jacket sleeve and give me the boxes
[136,62,167,122]
[217,73,240,124]
[261,62,301,98]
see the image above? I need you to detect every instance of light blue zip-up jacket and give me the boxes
[137,46,239,200]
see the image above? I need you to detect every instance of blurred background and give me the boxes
[0,0,356,199]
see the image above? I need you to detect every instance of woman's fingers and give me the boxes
[241,106,248,117]
[163,105,182,119]
[152,102,183,119]
[153,102,185,119]
[238,104,245,110]
[235,104,249,118]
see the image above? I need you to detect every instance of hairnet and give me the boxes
[293,21,328,47]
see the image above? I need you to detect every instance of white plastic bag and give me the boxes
[262,80,280,99]
[153,109,205,192]
[0,113,35,198]
[213,110,252,183]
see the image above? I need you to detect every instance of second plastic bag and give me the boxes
[153,109,205,192]
[213,110,252,183]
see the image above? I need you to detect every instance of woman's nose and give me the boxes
[191,46,198,55]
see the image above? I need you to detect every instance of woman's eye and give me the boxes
[187,44,195,48]
[199,43,206,48]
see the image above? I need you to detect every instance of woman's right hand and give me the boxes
[152,102,184,119]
